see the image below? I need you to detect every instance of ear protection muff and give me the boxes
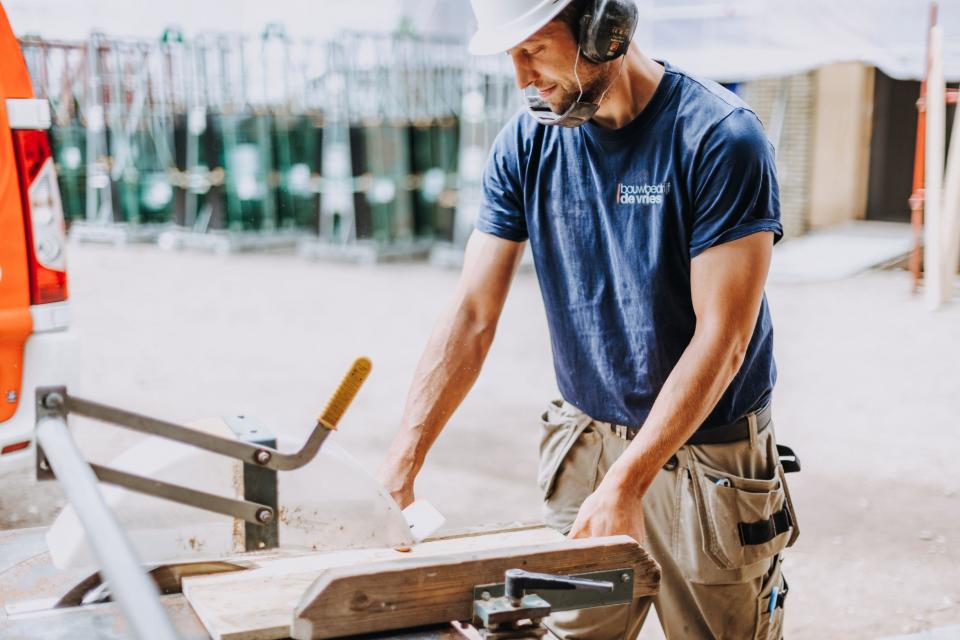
[578,0,639,63]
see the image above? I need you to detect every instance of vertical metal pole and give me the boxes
[86,34,112,225]
[35,417,179,640]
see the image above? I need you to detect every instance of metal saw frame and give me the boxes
[34,357,371,529]
[28,357,372,640]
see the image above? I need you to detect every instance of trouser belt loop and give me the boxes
[748,411,759,450]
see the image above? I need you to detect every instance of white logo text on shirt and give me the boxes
[616,181,671,206]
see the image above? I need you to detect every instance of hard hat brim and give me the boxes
[468,0,574,56]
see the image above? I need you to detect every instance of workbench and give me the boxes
[5,375,659,639]
[0,527,461,639]
[0,525,660,639]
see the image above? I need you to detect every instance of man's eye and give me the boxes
[530,46,546,56]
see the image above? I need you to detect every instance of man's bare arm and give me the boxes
[378,230,526,508]
[570,231,773,540]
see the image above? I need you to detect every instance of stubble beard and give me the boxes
[547,60,609,114]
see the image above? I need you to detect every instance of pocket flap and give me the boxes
[689,457,792,575]
[537,401,593,499]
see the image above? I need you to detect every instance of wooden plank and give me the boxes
[182,526,565,640]
[925,24,946,310]
[0,595,210,640]
[940,78,960,302]
[291,536,660,640]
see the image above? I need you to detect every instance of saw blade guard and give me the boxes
[46,418,414,570]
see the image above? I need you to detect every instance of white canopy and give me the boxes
[7,0,960,82]
[642,0,960,82]
[4,0,410,41]
[417,0,960,82]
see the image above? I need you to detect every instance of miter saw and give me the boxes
[0,357,659,639]
[34,358,417,574]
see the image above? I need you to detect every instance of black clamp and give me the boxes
[473,568,629,639]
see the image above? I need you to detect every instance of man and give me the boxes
[379,0,799,637]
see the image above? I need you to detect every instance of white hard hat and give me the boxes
[468,0,577,56]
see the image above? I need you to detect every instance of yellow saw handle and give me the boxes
[318,357,372,428]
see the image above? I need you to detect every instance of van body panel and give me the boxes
[0,3,35,424]
[0,4,77,472]
[0,330,79,471]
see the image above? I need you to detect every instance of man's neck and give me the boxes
[590,46,665,130]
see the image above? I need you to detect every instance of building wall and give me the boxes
[738,64,877,237]
[808,63,875,228]
[740,73,816,239]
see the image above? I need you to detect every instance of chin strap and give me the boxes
[522,48,627,128]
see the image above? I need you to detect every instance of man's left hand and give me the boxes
[567,482,645,543]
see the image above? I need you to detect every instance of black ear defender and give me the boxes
[579,0,639,63]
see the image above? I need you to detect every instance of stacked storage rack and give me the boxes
[432,53,522,267]
[19,27,522,260]
[19,37,88,225]
[22,34,182,244]
[158,26,324,253]
[301,31,465,262]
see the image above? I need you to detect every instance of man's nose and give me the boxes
[509,50,537,90]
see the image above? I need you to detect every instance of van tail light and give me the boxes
[12,129,68,304]
[1,440,31,455]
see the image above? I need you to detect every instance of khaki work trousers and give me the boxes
[536,400,798,640]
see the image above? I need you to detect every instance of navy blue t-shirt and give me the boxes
[475,62,782,430]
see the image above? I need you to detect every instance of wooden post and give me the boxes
[924,25,945,310]
[910,2,937,293]
[941,85,960,303]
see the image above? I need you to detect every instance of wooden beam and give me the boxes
[291,536,659,640]
[925,24,945,310]
[940,83,960,301]
[183,526,566,640]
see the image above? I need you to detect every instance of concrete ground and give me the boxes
[1,242,959,639]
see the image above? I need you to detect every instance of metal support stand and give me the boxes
[224,415,279,551]
[157,227,308,254]
[34,416,179,640]
[29,356,372,640]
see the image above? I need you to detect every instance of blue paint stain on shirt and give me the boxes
[475,62,782,430]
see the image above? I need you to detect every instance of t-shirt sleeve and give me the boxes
[474,120,528,242]
[689,108,783,258]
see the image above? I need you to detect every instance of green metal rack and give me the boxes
[272,113,322,232]
[19,24,519,260]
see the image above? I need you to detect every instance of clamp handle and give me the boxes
[318,357,372,428]
[504,569,615,601]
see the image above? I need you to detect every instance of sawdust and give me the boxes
[175,535,206,552]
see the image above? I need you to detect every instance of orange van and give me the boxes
[0,3,77,475]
